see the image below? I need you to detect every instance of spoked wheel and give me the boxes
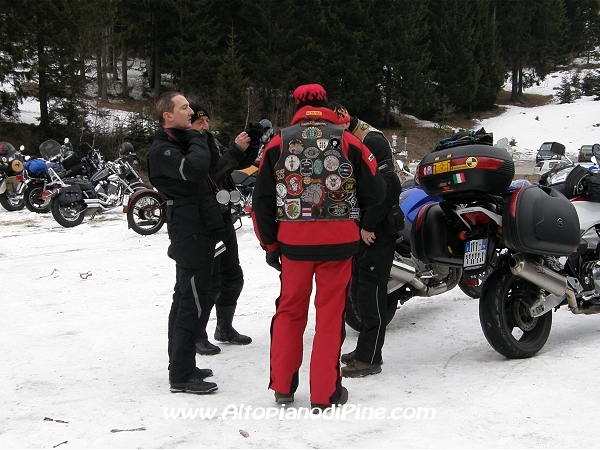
[50,198,85,227]
[345,288,400,332]
[479,267,552,359]
[0,192,25,211]
[24,182,51,213]
[126,191,166,235]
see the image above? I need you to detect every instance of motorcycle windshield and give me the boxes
[0,141,17,159]
[39,140,62,161]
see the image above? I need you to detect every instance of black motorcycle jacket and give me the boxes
[148,128,224,242]
[349,118,403,234]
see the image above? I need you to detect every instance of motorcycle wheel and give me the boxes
[126,191,165,235]
[24,182,51,213]
[50,198,85,227]
[0,192,25,211]
[345,288,400,332]
[479,266,552,359]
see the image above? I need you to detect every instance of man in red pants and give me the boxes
[251,84,385,410]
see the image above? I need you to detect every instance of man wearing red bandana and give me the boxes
[252,83,386,410]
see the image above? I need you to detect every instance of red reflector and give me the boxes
[509,187,523,218]
[41,190,52,200]
[460,211,490,225]
[16,174,23,182]
[466,278,479,286]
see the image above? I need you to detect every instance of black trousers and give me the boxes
[167,233,216,382]
[197,217,244,339]
[351,231,397,365]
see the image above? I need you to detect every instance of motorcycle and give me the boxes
[20,139,68,213]
[410,131,600,359]
[0,141,26,211]
[46,143,147,227]
[344,160,492,331]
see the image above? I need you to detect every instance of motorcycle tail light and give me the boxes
[460,211,490,226]
[41,190,52,200]
[465,278,479,286]
[457,231,467,241]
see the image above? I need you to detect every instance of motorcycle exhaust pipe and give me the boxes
[83,199,102,216]
[509,253,567,297]
[388,260,426,292]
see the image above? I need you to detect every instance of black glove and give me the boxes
[246,122,265,147]
[266,248,282,271]
[178,129,206,150]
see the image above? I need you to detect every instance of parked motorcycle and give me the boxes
[410,131,600,359]
[46,143,147,227]
[344,165,494,331]
[20,139,67,213]
[0,141,26,211]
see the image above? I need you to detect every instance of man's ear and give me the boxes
[163,111,172,123]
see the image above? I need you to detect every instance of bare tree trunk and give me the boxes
[96,52,102,97]
[121,40,128,97]
[384,66,392,128]
[112,46,118,80]
[510,65,519,102]
[38,37,49,128]
[153,46,161,99]
[101,29,108,102]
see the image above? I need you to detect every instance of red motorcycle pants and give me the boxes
[269,255,351,405]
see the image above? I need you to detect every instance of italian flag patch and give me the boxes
[453,173,466,183]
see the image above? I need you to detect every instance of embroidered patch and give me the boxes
[325,174,342,191]
[313,159,323,175]
[276,183,288,198]
[277,206,284,219]
[284,199,301,219]
[329,137,341,149]
[285,155,301,171]
[303,147,320,158]
[329,191,348,201]
[324,155,340,172]
[285,173,304,196]
[316,139,329,151]
[301,184,326,206]
[338,163,353,178]
[300,120,328,127]
[342,178,356,193]
[300,159,313,177]
[350,208,360,219]
[302,207,312,219]
[301,127,322,140]
[288,139,304,155]
[305,110,323,116]
[329,203,349,216]
[275,168,285,180]
[324,149,342,158]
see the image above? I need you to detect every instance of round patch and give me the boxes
[276,183,288,198]
[342,178,356,193]
[288,139,304,155]
[324,155,339,171]
[466,157,478,168]
[285,155,301,171]
[338,163,353,178]
[304,147,320,158]
[285,173,304,195]
[325,174,342,191]
[301,127,323,140]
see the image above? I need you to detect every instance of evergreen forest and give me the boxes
[1,0,599,147]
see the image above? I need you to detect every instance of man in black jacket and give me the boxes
[148,91,231,394]
[329,103,404,378]
[188,103,261,355]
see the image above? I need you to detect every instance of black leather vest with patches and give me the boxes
[274,121,360,222]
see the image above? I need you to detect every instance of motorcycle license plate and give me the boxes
[464,238,487,269]
[123,194,129,206]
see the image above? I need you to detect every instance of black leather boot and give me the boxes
[195,338,221,355]
[214,305,252,345]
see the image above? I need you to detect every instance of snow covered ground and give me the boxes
[1,66,600,448]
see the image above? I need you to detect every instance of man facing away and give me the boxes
[329,102,404,378]
[251,84,386,409]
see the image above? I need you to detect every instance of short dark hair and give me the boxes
[155,91,182,126]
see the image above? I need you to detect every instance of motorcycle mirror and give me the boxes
[64,138,70,144]
[19,145,25,152]
[215,190,231,205]
[229,190,242,203]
